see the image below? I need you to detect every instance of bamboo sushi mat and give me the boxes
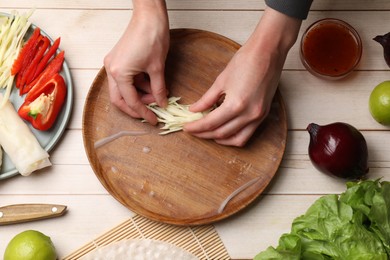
[63,214,231,260]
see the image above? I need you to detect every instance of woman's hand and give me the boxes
[104,0,169,125]
[184,7,302,146]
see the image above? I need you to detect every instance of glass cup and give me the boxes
[300,18,362,80]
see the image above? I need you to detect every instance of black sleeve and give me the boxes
[265,0,313,20]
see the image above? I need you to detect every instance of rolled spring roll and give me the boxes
[0,94,51,176]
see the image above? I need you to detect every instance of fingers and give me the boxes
[149,69,168,108]
[134,73,157,104]
[185,100,240,133]
[106,72,140,118]
[134,73,151,93]
[106,70,158,125]
[185,108,248,140]
[214,120,261,147]
[103,11,170,126]
[119,81,158,125]
[190,81,223,113]
[184,79,257,146]
[106,65,168,125]
[187,109,264,147]
[184,87,270,147]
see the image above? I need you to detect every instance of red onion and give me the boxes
[373,32,390,67]
[307,122,369,179]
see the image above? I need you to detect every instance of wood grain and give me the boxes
[82,29,287,225]
[1,3,390,260]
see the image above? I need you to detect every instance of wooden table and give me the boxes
[1,1,390,259]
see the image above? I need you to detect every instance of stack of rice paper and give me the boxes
[81,239,198,260]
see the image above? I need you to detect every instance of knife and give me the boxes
[0,204,67,225]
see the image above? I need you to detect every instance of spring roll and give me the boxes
[0,94,51,176]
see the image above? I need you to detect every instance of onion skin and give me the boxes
[307,122,369,179]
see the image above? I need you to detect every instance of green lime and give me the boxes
[4,230,57,260]
[369,80,390,126]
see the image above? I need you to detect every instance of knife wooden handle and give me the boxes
[0,204,67,225]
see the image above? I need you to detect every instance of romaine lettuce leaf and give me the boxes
[254,234,301,260]
[254,180,390,260]
[340,180,390,255]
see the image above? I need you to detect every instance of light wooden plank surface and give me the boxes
[1,1,390,259]
[5,0,390,10]
[1,9,389,71]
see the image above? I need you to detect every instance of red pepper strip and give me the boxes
[15,68,23,89]
[18,35,48,91]
[22,50,65,96]
[18,73,67,131]
[11,27,41,76]
[33,37,61,80]
[16,34,43,89]
[24,36,50,86]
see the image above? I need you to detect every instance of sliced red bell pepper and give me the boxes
[11,27,41,76]
[17,36,50,94]
[21,50,65,96]
[24,36,50,86]
[18,73,67,131]
[15,34,44,88]
[33,37,61,80]
[15,34,43,89]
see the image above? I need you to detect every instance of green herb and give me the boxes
[255,180,390,260]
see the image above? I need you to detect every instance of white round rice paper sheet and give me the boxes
[80,239,198,260]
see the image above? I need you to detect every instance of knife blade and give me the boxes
[0,204,67,225]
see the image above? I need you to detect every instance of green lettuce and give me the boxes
[340,180,390,255]
[254,180,390,260]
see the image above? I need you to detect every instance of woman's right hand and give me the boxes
[104,0,169,125]
[184,7,302,147]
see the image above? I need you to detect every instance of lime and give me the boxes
[4,230,57,260]
[369,80,390,126]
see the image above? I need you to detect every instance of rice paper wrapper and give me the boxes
[80,239,198,260]
[0,94,51,176]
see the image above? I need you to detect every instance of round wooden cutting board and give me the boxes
[82,29,287,225]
